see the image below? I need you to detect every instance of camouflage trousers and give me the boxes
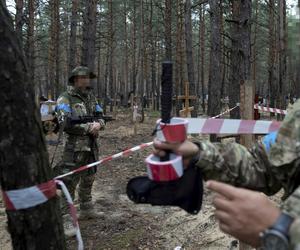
[54,150,97,215]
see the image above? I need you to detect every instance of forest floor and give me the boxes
[0,108,282,250]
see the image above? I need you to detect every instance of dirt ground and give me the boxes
[0,109,281,250]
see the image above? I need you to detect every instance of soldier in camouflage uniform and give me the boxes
[154,99,300,249]
[55,66,105,237]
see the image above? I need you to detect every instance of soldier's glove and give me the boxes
[126,165,203,215]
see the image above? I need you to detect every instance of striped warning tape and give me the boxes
[55,118,281,180]
[56,118,281,179]
[186,118,281,134]
[211,104,239,119]
[54,142,154,180]
[5,118,279,204]
[1,142,155,212]
[55,180,83,250]
[2,180,56,210]
[254,104,287,115]
[2,180,83,250]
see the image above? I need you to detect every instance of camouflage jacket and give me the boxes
[56,87,103,154]
[195,99,300,249]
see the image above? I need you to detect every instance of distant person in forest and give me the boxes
[55,66,105,237]
[142,94,148,109]
[153,99,300,249]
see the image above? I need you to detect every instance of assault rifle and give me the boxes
[51,113,115,134]
[66,113,115,126]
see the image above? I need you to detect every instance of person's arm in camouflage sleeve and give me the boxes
[153,138,280,195]
[195,140,281,195]
[56,95,91,135]
[154,99,300,196]
[196,99,300,196]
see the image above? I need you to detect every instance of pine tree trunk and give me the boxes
[103,50,110,114]
[144,3,150,103]
[208,0,222,141]
[15,0,24,44]
[175,0,184,115]
[197,6,201,98]
[26,0,35,87]
[82,0,97,90]
[124,0,129,106]
[229,0,251,119]
[61,8,69,90]
[184,0,197,117]
[165,0,172,60]
[149,0,157,110]
[156,44,161,110]
[48,0,60,99]
[54,0,60,97]
[252,0,258,89]
[278,0,287,112]
[200,4,206,113]
[139,0,145,97]
[48,0,55,98]
[96,0,103,100]
[220,0,226,98]
[68,0,79,75]
[0,3,65,249]
[97,39,102,99]
[132,0,137,95]
[268,0,277,114]
[239,1,252,84]
[108,0,114,112]
[229,0,240,119]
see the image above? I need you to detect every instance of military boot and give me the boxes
[63,214,77,238]
[79,201,105,220]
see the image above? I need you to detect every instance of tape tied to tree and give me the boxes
[2,180,57,210]
[2,180,83,250]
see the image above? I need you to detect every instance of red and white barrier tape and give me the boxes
[254,104,287,115]
[146,153,183,181]
[156,118,188,143]
[55,180,83,250]
[54,142,154,180]
[2,180,83,250]
[2,180,56,210]
[211,105,239,119]
[56,118,281,179]
[186,118,281,134]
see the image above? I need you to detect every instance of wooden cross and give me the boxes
[177,81,197,117]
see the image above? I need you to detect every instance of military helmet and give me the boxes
[68,66,96,85]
